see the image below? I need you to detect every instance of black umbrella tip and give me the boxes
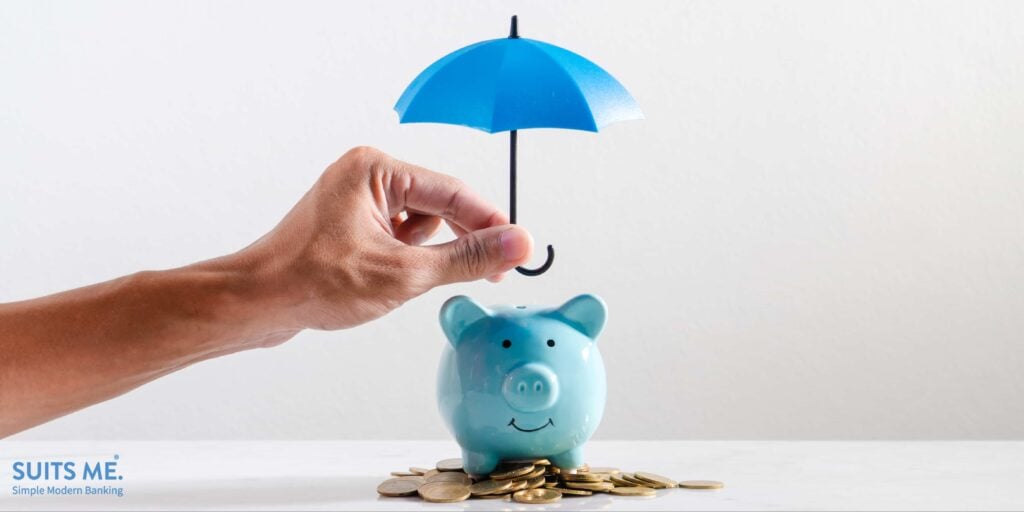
[509,15,519,38]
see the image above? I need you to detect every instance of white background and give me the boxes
[2,0,1022,440]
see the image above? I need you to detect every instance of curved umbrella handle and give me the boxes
[516,245,555,276]
[509,129,554,277]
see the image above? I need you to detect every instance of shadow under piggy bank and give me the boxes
[437,294,607,476]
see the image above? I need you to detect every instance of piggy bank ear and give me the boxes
[554,294,607,340]
[439,295,491,347]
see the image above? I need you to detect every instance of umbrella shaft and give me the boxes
[510,129,517,225]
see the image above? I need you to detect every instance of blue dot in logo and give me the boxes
[114,455,120,460]
[118,476,123,480]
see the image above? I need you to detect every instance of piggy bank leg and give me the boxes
[549,446,585,473]
[462,449,500,477]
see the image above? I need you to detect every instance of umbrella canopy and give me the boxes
[394,16,641,276]
[394,34,642,132]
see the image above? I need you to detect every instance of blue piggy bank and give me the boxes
[437,294,607,476]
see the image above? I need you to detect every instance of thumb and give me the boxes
[426,225,533,285]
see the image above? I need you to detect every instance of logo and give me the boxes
[9,454,125,498]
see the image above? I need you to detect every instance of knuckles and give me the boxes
[339,145,382,166]
[324,146,385,187]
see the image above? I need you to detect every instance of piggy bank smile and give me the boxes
[437,294,608,475]
[508,417,555,432]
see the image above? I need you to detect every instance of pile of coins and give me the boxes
[377,457,724,504]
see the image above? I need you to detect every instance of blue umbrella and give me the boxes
[395,16,642,276]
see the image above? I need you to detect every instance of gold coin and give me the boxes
[578,463,590,472]
[469,479,512,496]
[518,466,547,480]
[634,472,678,489]
[418,481,471,503]
[610,486,657,496]
[588,466,621,474]
[563,472,604,482]
[376,478,421,497]
[435,458,463,472]
[505,478,529,492]
[554,487,593,496]
[679,480,724,490]
[476,493,511,500]
[543,482,558,489]
[524,476,546,489]
[390,471,417,477]
[408,467,430,476]
[622,473,651,486]
[422,469,440,479]
[565,481,614,492]
[490,462,535,480]
[532,459,551,465]
[610,474,638,487]
[392,475,425,484]
[426,471,472,485]
[512,488,562,504]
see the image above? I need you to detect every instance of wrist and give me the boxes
[165,252,305,353]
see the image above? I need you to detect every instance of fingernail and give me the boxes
[499,227,531,262]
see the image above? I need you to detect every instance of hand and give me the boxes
[0,146,533,436]
[232,146,534,334]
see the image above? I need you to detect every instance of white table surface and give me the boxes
[1,440,1022,511]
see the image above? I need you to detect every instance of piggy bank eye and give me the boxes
[502,339,512,348]
[547,339,556,347]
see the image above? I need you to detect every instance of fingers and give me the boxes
[378,152,509,234]
[342,147,527,286]
[375,151,520,282]
[419,225,533,286]
[394,214,509,283]
[394,213,443,246]
[390,213,406,234]
[445,219,468,238]
[442,219,508,283]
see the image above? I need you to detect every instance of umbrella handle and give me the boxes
[509,128,555,277]
[516,245,555,276]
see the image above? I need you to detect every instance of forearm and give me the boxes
[0,256,298,437]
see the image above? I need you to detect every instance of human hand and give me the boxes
[229,146,534,335]
[0,146,535,435]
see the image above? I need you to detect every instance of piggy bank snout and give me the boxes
[502,363,560,413]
